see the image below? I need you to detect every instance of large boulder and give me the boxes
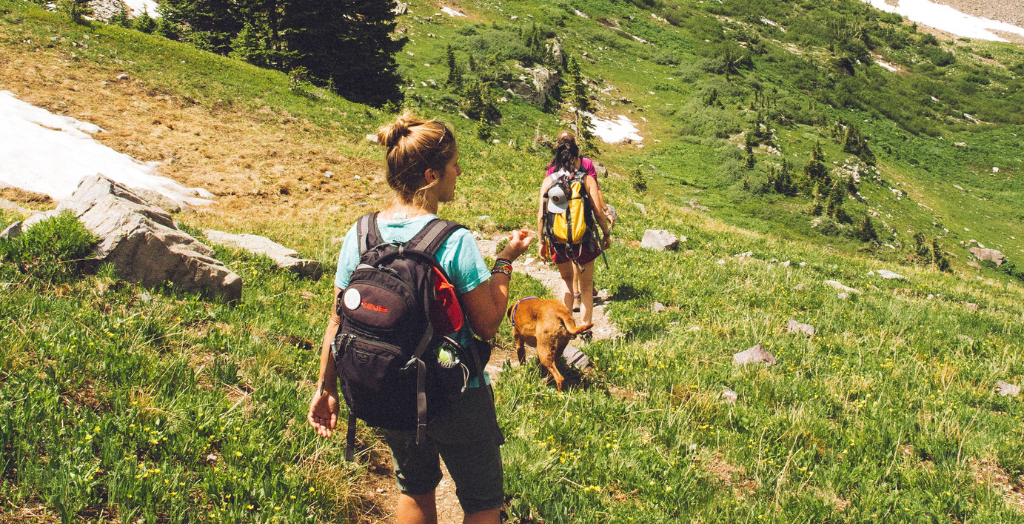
[970,247,1005,266]
[28,175,242,302]
[204,230,323,280]
[640,229,679,251]
[509,65,560,105]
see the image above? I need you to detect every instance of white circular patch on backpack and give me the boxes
[343,288,361,310]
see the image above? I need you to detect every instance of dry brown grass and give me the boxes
[0,37,389,243]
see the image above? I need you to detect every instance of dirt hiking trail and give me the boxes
[372,235,621,524]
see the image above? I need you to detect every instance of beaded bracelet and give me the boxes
[491,259,513,277]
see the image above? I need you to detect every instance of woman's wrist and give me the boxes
[491,258,513,277]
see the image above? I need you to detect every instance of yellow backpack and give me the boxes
[544,167,595,248]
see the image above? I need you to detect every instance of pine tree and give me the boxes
[856,215,878,242]
[446,44,463,89]
[283,0,406,107]
[562,56,594,148]
[804,142,831,188]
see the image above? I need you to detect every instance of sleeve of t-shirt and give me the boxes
[334,223,360,290]
[582,157,598,182]
[436,228,490,295]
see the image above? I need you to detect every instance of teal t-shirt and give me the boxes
[334,214,492,385]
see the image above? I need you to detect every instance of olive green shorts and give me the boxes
[383,385,504,514]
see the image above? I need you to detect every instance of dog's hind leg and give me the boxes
[536,336,565,391]
[516,337,526,365]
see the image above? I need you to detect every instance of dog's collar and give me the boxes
[510,296,540,329]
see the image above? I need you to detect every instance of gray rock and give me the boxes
[0,197,33,216]
[781,260,791,267]
[508,65,560,105]
[204,230,323,280]
[606,204,618,225]
[0,221,21,239]
[633,202,647,215]
[970,247,1005,266]
[838,292,849,300]
[653,302,666,313]
[31,175,242,302]
[722,388,738,403]
[823,280,860,294]
[562,344,590,369]
[786,319,815,336]
[876,269,904,280]
[550,40,565,67]
[591,160,608,177]
[995,381,1020,397]
[640,229,679,251]
[733,344,777,366]
[134,188,182,214]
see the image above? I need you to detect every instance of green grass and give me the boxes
[2,0,1024,522]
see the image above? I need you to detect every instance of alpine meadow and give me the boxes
[2,0,1024,522]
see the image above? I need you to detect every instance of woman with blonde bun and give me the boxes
[308,112,533,524]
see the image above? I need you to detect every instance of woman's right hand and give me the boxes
[308,388,340,438]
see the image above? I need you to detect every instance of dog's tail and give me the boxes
[557,309,594,337]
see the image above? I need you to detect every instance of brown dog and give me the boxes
[507,298,593,391]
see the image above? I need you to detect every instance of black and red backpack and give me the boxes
[333,212,483,461]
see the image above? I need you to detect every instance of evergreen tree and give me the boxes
[468,54,477,72]
[109,5,131,27]
[57,0,92,23]
[775,160,795,196]
[132,8,157,33]
[283,0,406,107]
[804,142,831,188]
[157,0,238,52]
[856,215,878,242]
[826,179,851,223]
[446,44,463,89]
[562,56,594,148]
[932,239,951,272]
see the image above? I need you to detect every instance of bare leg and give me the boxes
[397,492,437,524]
[464,508,501,524]
[578,260,596,324]
[556,261,574,313]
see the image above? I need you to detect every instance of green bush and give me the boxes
[0,212,96,285]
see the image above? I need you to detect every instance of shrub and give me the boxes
[0,212,96,285]
[629,166,648,193]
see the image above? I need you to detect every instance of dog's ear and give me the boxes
[506,304,514,319]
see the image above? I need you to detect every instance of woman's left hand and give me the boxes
[498,229,534,261]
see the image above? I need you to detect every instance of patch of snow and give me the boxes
[123,0,159,18]
[574,9,588,19]
[876,59,898,72]
[760,17,784,31]
[0,91,212,205]
[862,0,1024,42]
[584,113,643,144]
[440,7,466,17]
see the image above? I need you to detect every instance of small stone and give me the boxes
[365,134,377,142]
[838,292,849,300]
[653,302,666,313]
[116,73,129,81]
[137,292,152,303]
[206,454,218,463]
[876,269,904,280]
[786,319,814,336]
[686,326,700,332]
[781,260,791,267]
[640,229,679,251]
[634,202,647,215]
[324,171,333,178]
[965,303,978,311]
[733,344,777,366]
[722,388,738,403]
[995,381,1020,397]
[799,262,807,267]
[824,280,860,294]
[563,344,590,369]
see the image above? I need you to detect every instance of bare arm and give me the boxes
[537,177,552,258]
[460,230,533,340]
[308,286,342,438]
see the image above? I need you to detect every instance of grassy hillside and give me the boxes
[2,0,1024,522]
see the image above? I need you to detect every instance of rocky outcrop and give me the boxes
[27,175,242,302]
[508,65,560,105]
[204,230,323,280]
[640,229,679,251]
[0,197,33,216]
[970,247,1005,266]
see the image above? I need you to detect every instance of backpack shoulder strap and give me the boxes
[356,212,384,255]
[406,218,466,257]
